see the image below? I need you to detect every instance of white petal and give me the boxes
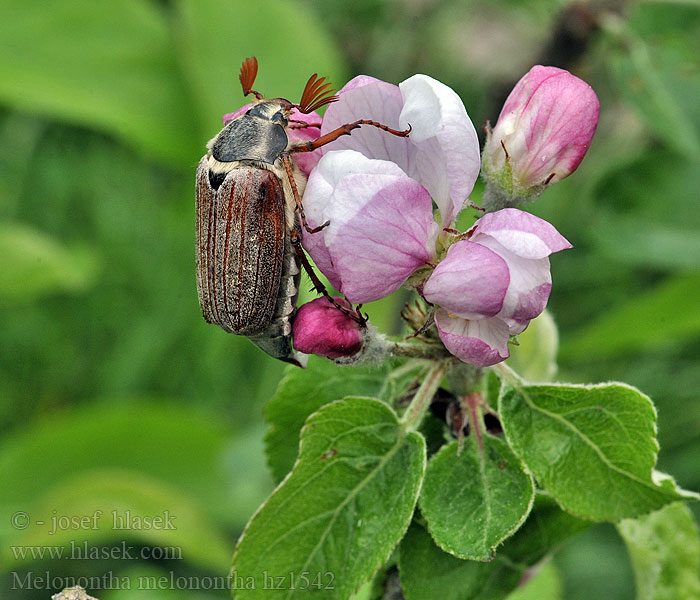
[319,79,411,167]
[472,208,572,259]
[399,75,481,225]
[303,150,410,239]
[474,235,553,322]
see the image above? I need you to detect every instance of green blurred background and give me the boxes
[0,0,698,598]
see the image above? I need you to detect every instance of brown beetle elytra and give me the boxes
[196,57,410,366]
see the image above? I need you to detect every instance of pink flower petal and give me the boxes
[337,75,385,93]
[326,178,437,303]
[434,310,511,367]
[222,104,253,124]
[303,150,438,303]
[423,240,509,319]
[471,208,572,259]
[303,149,410,228]
[320,78,409,165]
[502,317,530,336]
[474,235,553,322]
[302,150,405,290]
[321,75,481,226]
[286,109,324,175]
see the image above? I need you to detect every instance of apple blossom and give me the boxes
[423,209,572,366]
[297,74,572,367]
[309,73,481,228]
[481,65,600,209]
[301,73,480,303]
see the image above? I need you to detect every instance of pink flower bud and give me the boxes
[482,66,599,206]
[292,297,364,359]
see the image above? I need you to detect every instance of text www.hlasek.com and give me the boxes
[11,541,183,561]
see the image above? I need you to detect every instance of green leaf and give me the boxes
[400,522,518,600]
[561,273,700,362]
[399,494,590,600]
[233,397,426,599]
[419,435,535,560]
[0,0,199,165]
[498,381,697,521]
[0,222,99,304]
[501,493,592,566]
[264,357,422,482]
[507,311,559,382]
[618,502,700,600]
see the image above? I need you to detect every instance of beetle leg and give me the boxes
[288,120,322,129]
[290,120,411,153]
[289,229,367,327]
[281,153,329,234]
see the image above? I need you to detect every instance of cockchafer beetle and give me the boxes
[196,57,410,367]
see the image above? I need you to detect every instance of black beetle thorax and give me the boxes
[209,101,289,165]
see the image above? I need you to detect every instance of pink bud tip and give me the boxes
[484,65,600,194]
[292,297,364,359]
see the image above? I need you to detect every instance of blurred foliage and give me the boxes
[0,0,698,598]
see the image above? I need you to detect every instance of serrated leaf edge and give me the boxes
[420,436,536,562]
[233,396,427,599]
[497,379,695,521]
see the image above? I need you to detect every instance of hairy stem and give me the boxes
[390,340,452,361]
[492,361,525,387]
[400,361,450,431]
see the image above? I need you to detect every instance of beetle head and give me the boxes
[245,100,291,127]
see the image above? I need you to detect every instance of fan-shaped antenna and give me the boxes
[296,73,338,114]
[239,57,263,100]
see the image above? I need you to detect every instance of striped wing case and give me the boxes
[196,158,286,336]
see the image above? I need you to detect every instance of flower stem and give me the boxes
[391,341,452,361]
[492,361,525,388]
[464,392,484,456]
[481,181,513,212]
[447,362,484,396]
[400,361,450,431]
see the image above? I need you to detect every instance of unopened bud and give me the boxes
[292,297,364,359]
[482,65,600,209]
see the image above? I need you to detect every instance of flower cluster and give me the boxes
[287,66,597,367]
[220,67,597,366]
